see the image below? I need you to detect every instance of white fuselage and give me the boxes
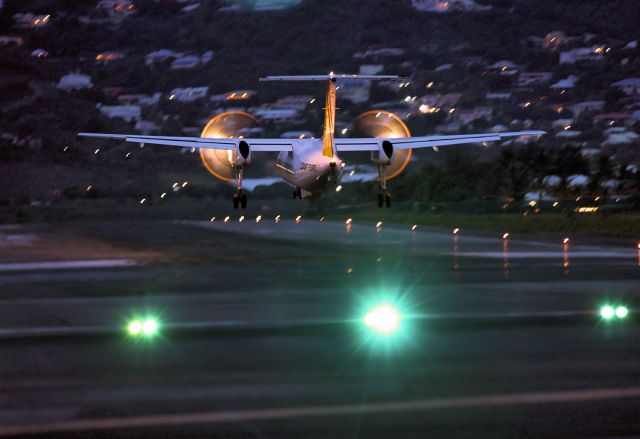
[275,139,343,197]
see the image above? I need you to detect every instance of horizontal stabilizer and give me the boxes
[259,74,405,82]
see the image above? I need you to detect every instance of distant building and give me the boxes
[135,120,160,134]
[169,87,208,102]
[0,36,24,46]
[31,48,48,58]
[145,49,181,65]
[611,78,640,95]
[253,108,300,124]
[487,60,519,76]
[98,104,141,122]
[518,72,553,87]
[543,31,569,51]
[171,55,200,70]
[550,75,578,90]
[354,47,405,59]
[559,46,605,64]
[456,107,493,125]
[118,93,160,106]
[13,13,51,28]
[411,0,490,13]
[57,73,93,91]
[272,95,313,111]
[337,80,370,104]
[571,100,605,117]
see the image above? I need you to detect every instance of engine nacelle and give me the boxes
[370,140,394,165]
[234,140,251,167]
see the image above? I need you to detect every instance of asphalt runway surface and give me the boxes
[1,219,639,438]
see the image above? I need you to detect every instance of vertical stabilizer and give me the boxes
[322,79,336,158]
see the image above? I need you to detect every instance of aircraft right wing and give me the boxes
[335,131,545,151]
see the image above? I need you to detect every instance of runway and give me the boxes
[1,219,639,438]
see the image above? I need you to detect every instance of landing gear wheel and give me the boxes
[385,192,392,208]
[240,193,247,209]
[232,194,239,209]
[377,193,384,208]
[293,188,302,199]
[292,190,298,199]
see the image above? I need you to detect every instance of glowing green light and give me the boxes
[142,319,158,335]
[615,306,629,319]
[600,305,615,320]
[364,304,401,335]
[127,320,142,335]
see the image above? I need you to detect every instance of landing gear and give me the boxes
[292,187,302,199]
[376,165,391,208]
[233,166,247,209]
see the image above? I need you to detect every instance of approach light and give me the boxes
[600,305,615,320]
[127,320,142,335]
[616,306,629,319]
[364,304,400,335]
[142,318,159,335]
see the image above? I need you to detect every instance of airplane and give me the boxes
[79,73,544,209]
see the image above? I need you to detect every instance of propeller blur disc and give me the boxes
[199,112,260,181]
[351,110,412,181]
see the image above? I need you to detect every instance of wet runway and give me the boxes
[1,219,639,438]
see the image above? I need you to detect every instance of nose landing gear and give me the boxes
[292,187,302,199]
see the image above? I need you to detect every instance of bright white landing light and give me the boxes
[364,304,400,335]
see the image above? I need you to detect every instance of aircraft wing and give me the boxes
[77,133,295,152]
[334,131,545,151]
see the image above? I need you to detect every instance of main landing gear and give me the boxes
[376,164,391,208]
[232,166,248,209]
[292,187,302,199]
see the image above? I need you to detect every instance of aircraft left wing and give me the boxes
[335,131,545,151]
[77,133,295,152]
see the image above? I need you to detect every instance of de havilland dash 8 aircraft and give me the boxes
[79,74,544,209]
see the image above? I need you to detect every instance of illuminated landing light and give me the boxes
[238,216,245,223]
[181,181,188,188]
[142,318,158,335]
[295,215,302,224]
[563,237,570,244]
[256,215,262,223]
[503,232,510,239]
[275,215,281,223]
[139,198,146,204]
[376,221,383,229]
[160,192,166,199]
[600,305,615,320]
[128,320,142,335]
[210,216,216,222]
[364,304,400,335]
[411,224,418,231]
[94,148,100,155]
[224,216,230,223]
[346,218,352,225]
[335,185,342,192]
[453,228,460,235]
[616,306,629,319]
[320,217,325,222]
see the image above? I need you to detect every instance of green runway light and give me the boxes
[127,320,142,335]
[615,306,629,319]
[127,317,159,337]
[142,318,159,335]
[600,305,615,320]
[364,304,401,335]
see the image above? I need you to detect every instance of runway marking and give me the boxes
[456,251,635,259]
[1,387,639,436]
[0,259,140,272]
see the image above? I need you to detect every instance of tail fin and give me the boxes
[259,74,406,158]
